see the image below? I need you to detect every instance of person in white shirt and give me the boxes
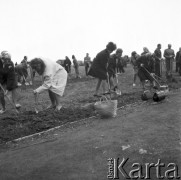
[29,57,67,111]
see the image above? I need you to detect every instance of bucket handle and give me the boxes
[99,95,111,102]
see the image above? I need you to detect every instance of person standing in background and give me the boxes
[164,44,175,78]
[175,47,181,75]
[130,51,140,87]
[64,56,71,73]
[84,53,91,76]
[154,44,162,77]
[72,55,81,78]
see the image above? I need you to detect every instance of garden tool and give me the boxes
[114,68,122,96]
[141,65,169,95]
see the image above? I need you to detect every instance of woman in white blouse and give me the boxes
[30,57,67,111]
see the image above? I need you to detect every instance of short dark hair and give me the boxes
[157,44,161,47]
[106,42,117,52]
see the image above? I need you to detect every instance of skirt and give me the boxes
[88,66,107,80]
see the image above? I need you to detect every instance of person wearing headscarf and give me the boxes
[30,57,67,111]
[0,51,21,114]
[88,42,117,96]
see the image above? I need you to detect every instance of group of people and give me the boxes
[0,52,68,114]
[63,53,92,78]
[63,55,81,78]
[0,42,181,114]
[130,44,180,89]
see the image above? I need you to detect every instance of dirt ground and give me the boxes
[0,64,145,143]
[0,90,180,180]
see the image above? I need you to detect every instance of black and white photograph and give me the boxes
[0,0,180,179]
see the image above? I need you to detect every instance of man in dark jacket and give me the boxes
[175,47,181,75]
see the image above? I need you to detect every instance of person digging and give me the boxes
[0,51,21,114]
[29,57,67,113]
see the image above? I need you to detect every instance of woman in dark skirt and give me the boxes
[137,53,156,89]
[88,42,117,96]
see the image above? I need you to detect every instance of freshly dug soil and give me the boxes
[0,91,142,144]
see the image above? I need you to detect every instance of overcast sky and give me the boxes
[0,0,180,63]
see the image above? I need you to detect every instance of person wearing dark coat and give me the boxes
[88,42,117,96]
[64,56,71,73]
[154,44,162,77]
[137,53,155,89]
[0,51,20,114]
[175,47,181,75]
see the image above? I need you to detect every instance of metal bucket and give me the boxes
[153,91,166,102]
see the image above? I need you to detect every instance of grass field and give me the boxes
[0,63,181,143]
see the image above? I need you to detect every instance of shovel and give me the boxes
[115,68,122,96]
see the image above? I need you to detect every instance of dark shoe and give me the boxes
[93,94,102,98]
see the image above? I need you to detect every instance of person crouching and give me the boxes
[30,57,67,111]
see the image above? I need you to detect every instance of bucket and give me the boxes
[153,91,166,102]
[94,96,117,118]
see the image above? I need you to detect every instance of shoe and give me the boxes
[93,94,102,98]
[55,105,62,111]
[45,105,56,110]
[0,109,6,114]
[16,104,21,109]
[133,83,136,87]
[153,86,158,90]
